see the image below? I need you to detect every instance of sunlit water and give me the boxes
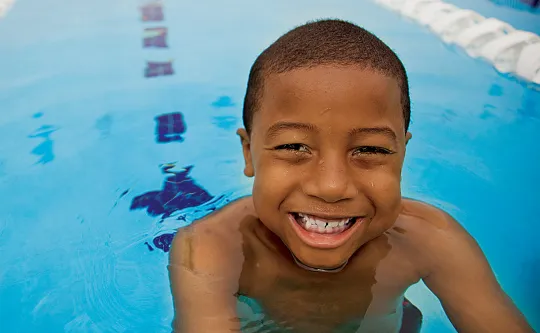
[0,0,539,332]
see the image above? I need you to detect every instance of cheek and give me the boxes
[252,165,294,237]
[252,157,297,211]
[362,168,402,214]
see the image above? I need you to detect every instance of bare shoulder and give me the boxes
[182,195,255,236]
[395,198,467,236]
[388,198,474,277]
[169,196,256,272]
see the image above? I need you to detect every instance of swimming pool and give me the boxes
[0,0,538,332]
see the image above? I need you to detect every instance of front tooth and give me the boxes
[315,220,326,228]
[328,221,339,228]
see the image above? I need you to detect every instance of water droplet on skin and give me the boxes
[320,108,331,115]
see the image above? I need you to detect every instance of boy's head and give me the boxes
[238,19,412,270]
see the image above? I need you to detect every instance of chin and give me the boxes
[287,242,357,270]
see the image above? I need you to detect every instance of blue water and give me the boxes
[446,0,540,33]
[0,0,539,332]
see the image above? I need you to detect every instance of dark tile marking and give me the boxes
[130,164,213,218]
[143,27,168,48]
[153,233,175,252]
[140,1,164,22]
[144,61,174,78]
[155,112,186,143]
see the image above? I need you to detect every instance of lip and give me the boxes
[288,213,366,249]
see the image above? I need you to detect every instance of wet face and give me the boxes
[238,65,411,269]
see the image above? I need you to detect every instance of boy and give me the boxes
[168,20,533,333]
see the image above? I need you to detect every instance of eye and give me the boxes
[274,143,310,153]
[353,146,395,155]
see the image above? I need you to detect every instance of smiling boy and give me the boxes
[168,20,533,333]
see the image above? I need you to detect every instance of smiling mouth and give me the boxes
[291,212,358,234]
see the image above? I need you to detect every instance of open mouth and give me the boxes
[288,212,365,249]
[291,212,359,234]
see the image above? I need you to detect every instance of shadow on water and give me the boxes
[95,114,113,138]
[28,124,58,164]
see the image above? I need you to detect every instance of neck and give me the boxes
[291,253,349,273]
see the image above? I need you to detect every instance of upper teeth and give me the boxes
[298,213,351,228]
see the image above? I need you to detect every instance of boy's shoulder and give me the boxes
[397,198,467,239]
[190,196,256,232]
[170,197,256,256]
[390,198,471,277]
[169,196,256,277]
[399,198,456,229]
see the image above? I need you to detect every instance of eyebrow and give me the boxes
[265,121,317,140]
[265,121,397,144]
[348,126,397,143]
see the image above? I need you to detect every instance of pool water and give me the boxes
[0,0,539,332]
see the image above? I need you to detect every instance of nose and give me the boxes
[302,154,357,203]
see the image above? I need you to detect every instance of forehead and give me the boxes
[255,65,404,132]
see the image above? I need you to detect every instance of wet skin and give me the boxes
[169,66,534,333]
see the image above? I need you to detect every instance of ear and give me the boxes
[405,132,412,145]
[236,128,254,177]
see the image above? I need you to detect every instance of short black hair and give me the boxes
[242,19,410,134]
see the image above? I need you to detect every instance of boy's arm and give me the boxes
[169,227,241,333]
[168,202,250,333]
[420,213,533,332]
